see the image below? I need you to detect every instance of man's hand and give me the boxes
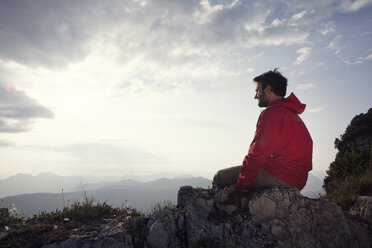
[224,184,235,192]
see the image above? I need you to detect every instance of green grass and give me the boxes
[323,169,372,209]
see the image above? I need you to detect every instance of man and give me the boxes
[212,69,313,192]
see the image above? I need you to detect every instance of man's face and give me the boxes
[254,83,270,107]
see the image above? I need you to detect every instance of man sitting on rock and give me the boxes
[213,69,313,192]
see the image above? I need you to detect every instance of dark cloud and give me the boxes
[0,0,83,66]
[63,142,163,165]
[0,0,307,68]
[0,0,367,68]
[0,82,53,132]
[0,0,127,67]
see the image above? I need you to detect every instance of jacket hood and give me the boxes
[270,92,306,114]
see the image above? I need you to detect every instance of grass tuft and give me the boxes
[323,168,372,209]
[148,200,175,216]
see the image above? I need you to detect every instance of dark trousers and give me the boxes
[212,165,292,190]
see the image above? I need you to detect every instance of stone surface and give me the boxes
[146,207,185,248]
[42,221,133,248]
[148,186,371,248]
[350,196,372,224]
[41,187,372,248]
[248,188,370,248]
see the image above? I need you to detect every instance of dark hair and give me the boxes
[253,68,287,97]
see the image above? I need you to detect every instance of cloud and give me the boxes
[0,140,14,147]
[1,0,369,71]
[118,0,312,67]
[343,47,372,65]
[320,21,336,35]
[292,10,307,21]
[296,83,314,90]
[366,54,372,60]
[0,0,315,69]
[286,0,372,12]
[0,0,149,67]
[293,47,311,65]
[309,107,325,113]
[62,142,163,165]
[114,75,197,97]
[328,35,342,55]
[346,52,372,65]
[340,0,372,12]
[285,0,336,9]
[0,82,53,132]
[0,0,95,67]
[256,18,310,46]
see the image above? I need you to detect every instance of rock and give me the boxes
[42,222,133,248]
[350,196,372,224]
[147,207,185,248]
[174,186,276,247]
[148,186,371,248]
[248,188,371,248]
[40,187,372,248]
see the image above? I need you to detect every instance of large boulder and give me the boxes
[248,188,370,248]
[146,186,371,248]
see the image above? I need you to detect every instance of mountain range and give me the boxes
[0,172,325,217]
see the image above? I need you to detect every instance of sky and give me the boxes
[0,0,371,180]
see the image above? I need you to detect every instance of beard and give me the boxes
[258,92,270,107]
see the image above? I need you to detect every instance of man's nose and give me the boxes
[254,93,258,99]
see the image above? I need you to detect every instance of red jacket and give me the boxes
[235,93,313,190]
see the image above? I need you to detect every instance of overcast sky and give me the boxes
[0,0,371,180]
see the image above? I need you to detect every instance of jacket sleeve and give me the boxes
[235,110,282,190]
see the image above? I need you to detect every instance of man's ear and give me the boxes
[265,84,272,93]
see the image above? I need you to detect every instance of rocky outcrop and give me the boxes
[350,196,372,225]
[146,186,371,248]
[43,187,372,248]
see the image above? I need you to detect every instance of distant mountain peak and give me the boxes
[36,172,59,177]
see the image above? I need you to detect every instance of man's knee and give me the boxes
[212,165,240,190]
[212,170,224,189]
